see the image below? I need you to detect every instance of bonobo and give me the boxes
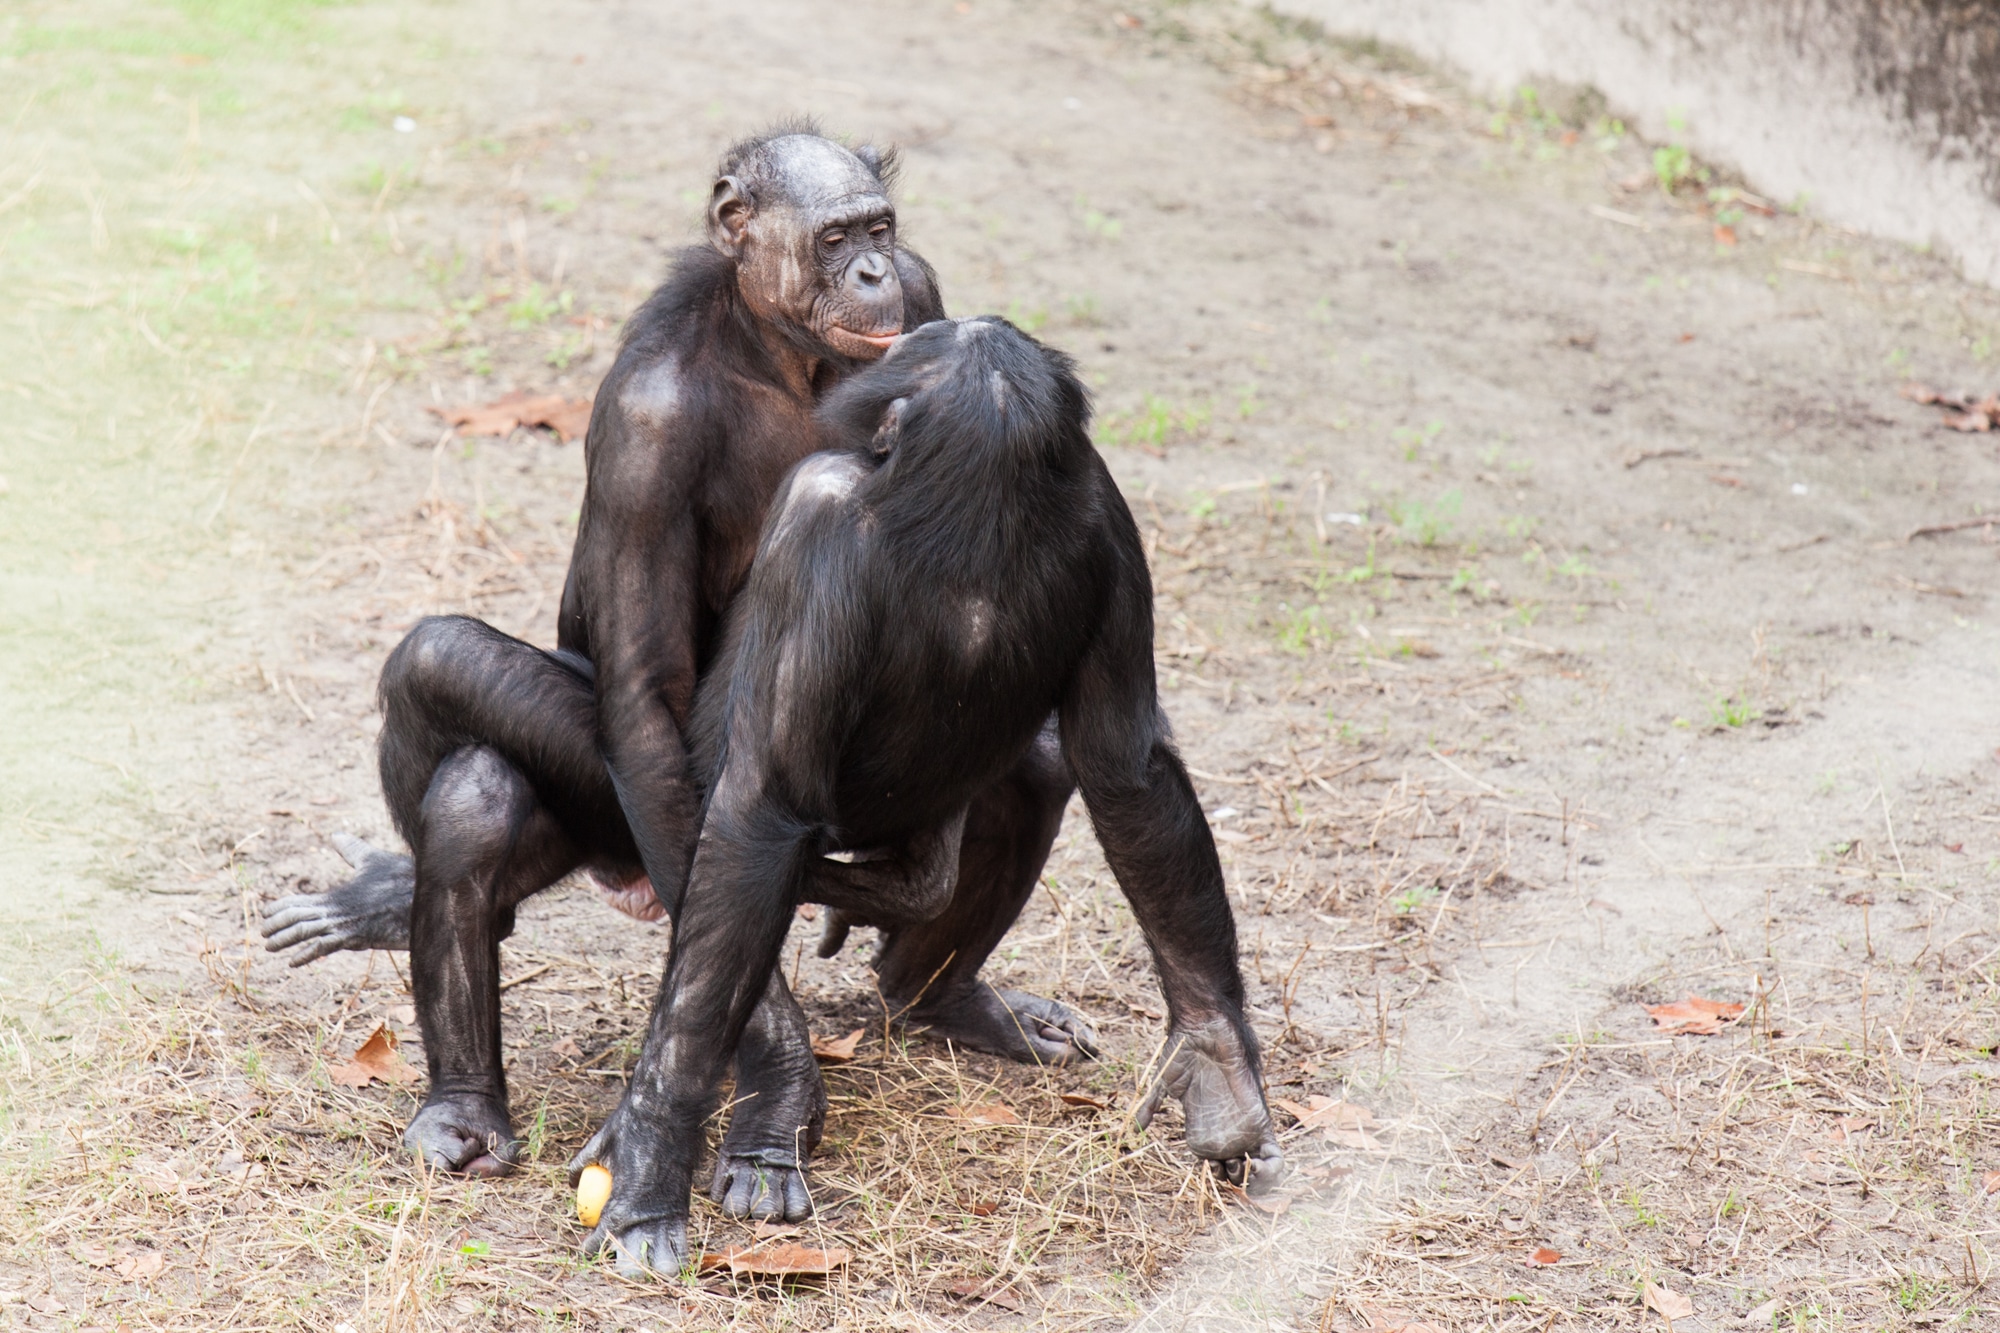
[572,317,1281,1276]
[259,129,1096,1218]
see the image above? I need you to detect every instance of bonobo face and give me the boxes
[707,134,905,361]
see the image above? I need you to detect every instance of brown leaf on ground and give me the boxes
[432,390,593,442]
[328,1023,421,1087]
[1059,1091,1109,1110]
[1644,996,1745,1036]
[949,1101,1022,1125]
[956,1197,1000,1216]
[1642,1280,1695,1320]
[945,1277,1027,1312]
[1901,382,1944,404]
[1900,382,2000,432]
[1278,1095,1383,1147]
[1983,1170,2000,1195]
[547,1037,583,1061]
[26,1295,65,1314]
[1824,1115,1874,1142]
[78,1244,113,1268]
[114,1251,164,1281]
[698,1243,850,1277]
[810,1028,863,1062]
[1527,1246,1562,1265]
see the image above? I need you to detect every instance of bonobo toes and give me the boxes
[1134,1017,1285,1195]
[261,834,415,966]
[905,983,1101,1065]
[404,1095,521,1178]
[568,1112,694,1278]
[711,1150,813,1221]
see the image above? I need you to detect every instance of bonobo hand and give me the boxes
[261,834,415,965]
[404,1092,520,1178]
[567,1107,694,1278]
[1133,1016,1284,1195]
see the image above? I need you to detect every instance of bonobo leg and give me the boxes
[870,723,1100,1066]
[405,745,581,1177]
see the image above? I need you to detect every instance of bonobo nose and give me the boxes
[853,251,890,286]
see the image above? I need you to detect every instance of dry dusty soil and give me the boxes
[6,0,2000,1330]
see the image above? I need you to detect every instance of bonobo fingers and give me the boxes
[403,1096,521,1178]
[1133,1017,1285,1195]
[905,984,1100,1066]
[711,1151,813,1221]
[260,836,415,965]
[582,1217,690,1280]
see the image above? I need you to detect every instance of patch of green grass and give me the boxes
[506,282,573,328]
[1097,394,1210,452]
[1390,885,1437,915]
[1620,1184,1662,1227]
[1710,696,1754,728]
[1388,489,1461,547]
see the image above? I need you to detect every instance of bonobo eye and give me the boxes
[868,220,891,241]
[820,229,847,252]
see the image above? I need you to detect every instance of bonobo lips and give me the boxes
[825,323,902,359]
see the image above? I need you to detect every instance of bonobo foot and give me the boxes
[404,1093,520,1178]
[261,834,415,965]
[903,983,1101,1065]
[711,1148,811,1221]
[1134,1017,1284,1194]
[568,1112,692,1278]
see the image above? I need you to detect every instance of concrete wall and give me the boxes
[1265,0,2000,285]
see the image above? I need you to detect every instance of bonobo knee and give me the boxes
[416,746,535,896]
[381,615,490,713]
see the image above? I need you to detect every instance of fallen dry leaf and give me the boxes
[1527,1246,1562,1265]
[1277,1095,1384,1148]
[698,1242,850,1277]
[810,1028,863,1062]
[948,1102,1021,1126]
[78,1244,113,1268]
[956,1197,1000,1217]
[945,1277,1027,1312]
[328,1023,422,1088]
[26,1295,65,1314]
[1983,1170,2000,1195]
[547,1037,583,1062]
[1644,996,1745,1036]
[1900,382,2000,432]
[1744,1297,1782,1324]
[114,1251,165,1281]
[1642,1280,1694,1321]
[431,390,593,443]
[1824,1115,1874,1143]
[1058,1091,1109,1110]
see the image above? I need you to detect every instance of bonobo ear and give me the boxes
[707,176,753,256]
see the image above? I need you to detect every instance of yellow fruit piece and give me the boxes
[576,1164,613,1227]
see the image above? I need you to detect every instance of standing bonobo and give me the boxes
[258,130,1096,1217]
[576,317,1281,1275]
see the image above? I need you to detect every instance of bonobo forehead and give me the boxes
[747,135,889,219]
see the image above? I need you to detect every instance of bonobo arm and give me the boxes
[1059,482,1282,1191]
[569,385,707,913]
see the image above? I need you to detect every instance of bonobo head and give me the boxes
[708,129,905,362]
[818,317,1091,476]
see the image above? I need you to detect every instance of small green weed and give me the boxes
[1388,490,1461,547]
[1391,885,1437,915]
[1710,696,1754,728]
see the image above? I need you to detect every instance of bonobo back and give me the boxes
[693,317,1118,844]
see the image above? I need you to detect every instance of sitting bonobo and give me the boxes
[572,316,1281,1275]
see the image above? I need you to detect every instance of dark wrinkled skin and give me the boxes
[259,131,1096,1223]
[571,318,1280,1276]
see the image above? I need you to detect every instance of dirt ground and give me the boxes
[7,0,2000,1329]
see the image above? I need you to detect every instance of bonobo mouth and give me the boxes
[826,323,903,359]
